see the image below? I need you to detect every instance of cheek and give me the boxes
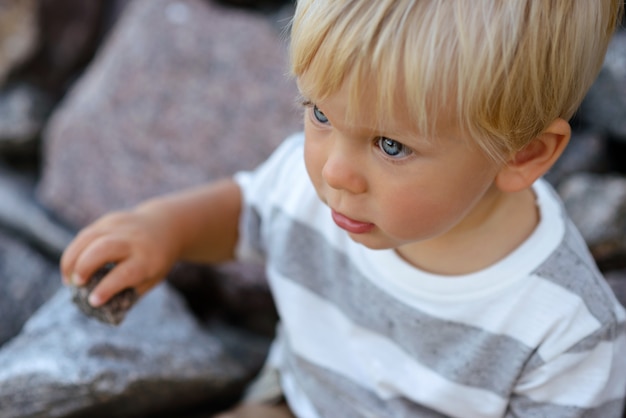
[376,187,475,240]
[379,194,438,235]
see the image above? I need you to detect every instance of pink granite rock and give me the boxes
[37,0,301,227]
[37,0,297,330]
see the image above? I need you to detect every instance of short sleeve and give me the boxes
[233,132,305,264]
[506,320,626,417]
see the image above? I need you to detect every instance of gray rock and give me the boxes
[216,0,291,12]
[34,0,293,348]
[37,0,301,228]
[0,163,74,259]
[558,173,626,265]
[0,230,61,347]
[214,261,277,336]
[22,0,109,96]
[71,263,139,326]
[579,31,626,139]
[0,83,53,154]
[166,262,277,337]
[0,283,270,418]
[0,0,38,86]
[544,130,608,188]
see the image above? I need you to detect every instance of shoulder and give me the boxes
[510,182,626,412]
[533,179,624,325]
[529,180,625,364]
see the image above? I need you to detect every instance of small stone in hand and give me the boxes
[71,263,139,326]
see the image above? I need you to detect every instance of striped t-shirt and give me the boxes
[234,133,626,418]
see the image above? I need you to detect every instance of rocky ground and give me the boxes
[0,1,625,417]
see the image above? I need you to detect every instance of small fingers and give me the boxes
[60,212,128,283]
[70,235,132,289]
[59,210,169,308]
[88,260,154,307]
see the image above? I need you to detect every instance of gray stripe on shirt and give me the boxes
[288,349,625,418]
[533,224,619,327]
[286,347,451,418]
[506,394,624,418]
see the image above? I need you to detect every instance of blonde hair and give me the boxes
[289,0,623,161]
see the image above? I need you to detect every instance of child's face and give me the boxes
[300,75,505,265]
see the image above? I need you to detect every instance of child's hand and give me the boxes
[60,207,179,308]
[61,180,242,308]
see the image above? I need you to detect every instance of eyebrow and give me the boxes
[295,85,431,147]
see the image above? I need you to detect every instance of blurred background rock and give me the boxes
[0,0,624,417]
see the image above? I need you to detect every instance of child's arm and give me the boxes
[60,178,242,307]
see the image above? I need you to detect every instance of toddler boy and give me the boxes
[62,0,626,416]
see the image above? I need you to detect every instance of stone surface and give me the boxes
[544,130,608,187]
[0,283,270,418]
[0,83,53,154]
[558,173,626,267]
[579,31,626,140]
[37,0,301,229]
[71,263,139,326]
[0,0,38,85]
[0,229,61,347]
[213,262,278,336]
[216,0,291,11]
[18,0,111,98]
[0,163,74,259]
[166,262,276,337]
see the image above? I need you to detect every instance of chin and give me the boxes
[347,234,396,251]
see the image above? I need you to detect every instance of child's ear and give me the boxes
[495,118,571,193]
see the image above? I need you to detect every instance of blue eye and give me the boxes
[377,138,412,158]
[312,105,329,124]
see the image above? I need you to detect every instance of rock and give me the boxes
[0,163,74,259]
[34,0,294,339]
[214,262,278,336]
[558,173,626,268]
[71,263,139,326]
[0,0,38,86]
[0,283,271,418]
[19,0,111,97]
[215,0,291,12]
[0,229,61,347]
[0,83,53,154]
[37,0,301,228]
[544,130,608,188]
[166,262,277,337]
[579,31,626,139]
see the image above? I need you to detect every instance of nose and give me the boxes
[322,143,367,194]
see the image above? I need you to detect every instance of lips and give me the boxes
[331,209,374,234]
